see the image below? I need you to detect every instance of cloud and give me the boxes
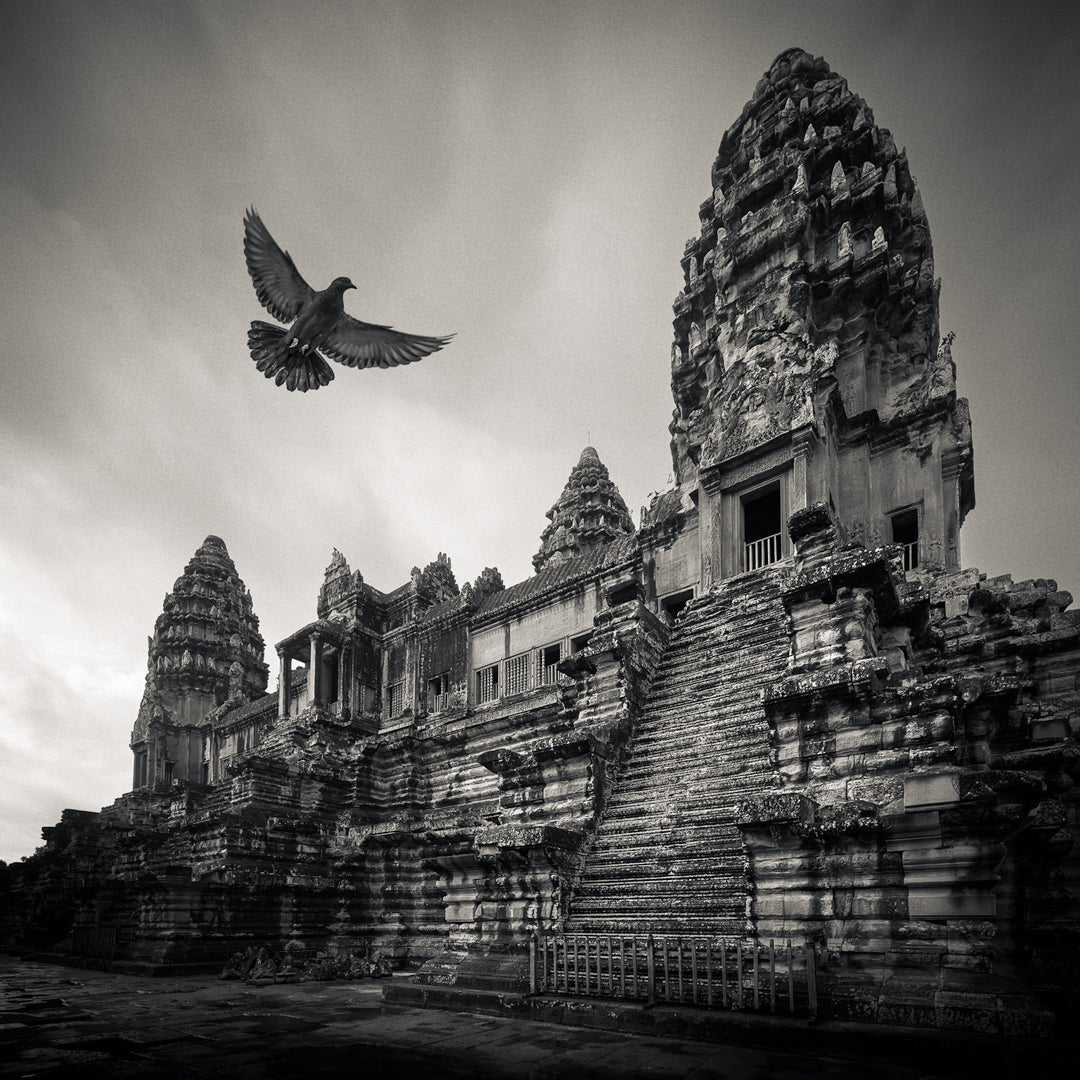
[3,1,1080,863]
[0,545,140,861]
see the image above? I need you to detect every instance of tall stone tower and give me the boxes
[130,535,267,787]
[533,447,636,571]
[669,47,974,586]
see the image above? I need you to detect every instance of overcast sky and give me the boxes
[2,1,1078,862]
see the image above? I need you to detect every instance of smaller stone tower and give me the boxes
[129,536,267,788]
[533,447,635,571]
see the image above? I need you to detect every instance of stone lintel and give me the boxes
[604,575,645,606]
[907,890,996,919]
[902,841,1004,882]
[903,771,961,812]
[477,748,525,775]
[735,792,816,828]
[958,673,1032,704]
[275,618,348,657]
[473,823,583,854]
[783,547,901,617]
[1031,718,1069,742]
[763,656,889,711]
[531,732,602,763]
[557,651,597,678]
[883,810,942,851]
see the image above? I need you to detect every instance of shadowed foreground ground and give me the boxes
[0,957,1007,1079]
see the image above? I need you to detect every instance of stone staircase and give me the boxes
[567,566,790,935]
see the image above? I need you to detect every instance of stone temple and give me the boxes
[3,49,1078,1037]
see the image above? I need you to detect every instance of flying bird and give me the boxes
[243,208,453,391]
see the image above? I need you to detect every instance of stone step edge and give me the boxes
[380,981,1062,1070]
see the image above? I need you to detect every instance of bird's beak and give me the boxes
[346,280,357,291]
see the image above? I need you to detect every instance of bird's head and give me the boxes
[330,276,356,292]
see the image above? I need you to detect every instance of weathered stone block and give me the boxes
[847,775,903,810]
[883,810,941,851]
[849,890,907,917]
[1031,717,1068,741]
[908,889,995,919]
[834,727,882,755]
[903,772,960,811]
[734,792,815,827]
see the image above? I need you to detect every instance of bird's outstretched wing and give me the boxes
[322,314,454,369]
[243,207,314,323]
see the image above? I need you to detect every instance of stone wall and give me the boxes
[728,505,1080,1033]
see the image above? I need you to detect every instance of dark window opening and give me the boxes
[133,750,148,789]
[539,643,562,685]
[607,581,640,606]
[317,648,340,705]
[744,488,781,542]
[571,632,593,655]
[743,485,783,570]
[429,672,450,713]
[891,509,919,570]
[661,589,694,624]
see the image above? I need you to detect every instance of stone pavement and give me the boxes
[0,957,1015,1079]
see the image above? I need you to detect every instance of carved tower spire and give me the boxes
[130,536,267,787]
[533,447,635,572]
[667,48,973,581]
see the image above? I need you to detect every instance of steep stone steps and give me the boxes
[567,568,788,934]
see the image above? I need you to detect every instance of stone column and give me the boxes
[309,634,323,705]
[791,430,812,514]
[277,648,291,718]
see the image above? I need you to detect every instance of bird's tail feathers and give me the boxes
[248,321,334,392]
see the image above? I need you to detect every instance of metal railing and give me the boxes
[901,541,919,571]
[71,926,117,961]
[531,933,816,1020]
[744,533,783,572]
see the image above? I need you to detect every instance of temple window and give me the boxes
[428,672,450,713]
[476,663,499,704]
[890,507,920,570]
[133,749,148,789]
[537,643,563,685]
[504,652,530,697]
[742,481,784,571]
[538,643,562,684]
[660,588,694,624]
[607,580,640,606]
[387,681,405,717]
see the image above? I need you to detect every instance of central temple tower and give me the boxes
[668,47,974,586]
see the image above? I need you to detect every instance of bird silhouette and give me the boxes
[243,208,453,391]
